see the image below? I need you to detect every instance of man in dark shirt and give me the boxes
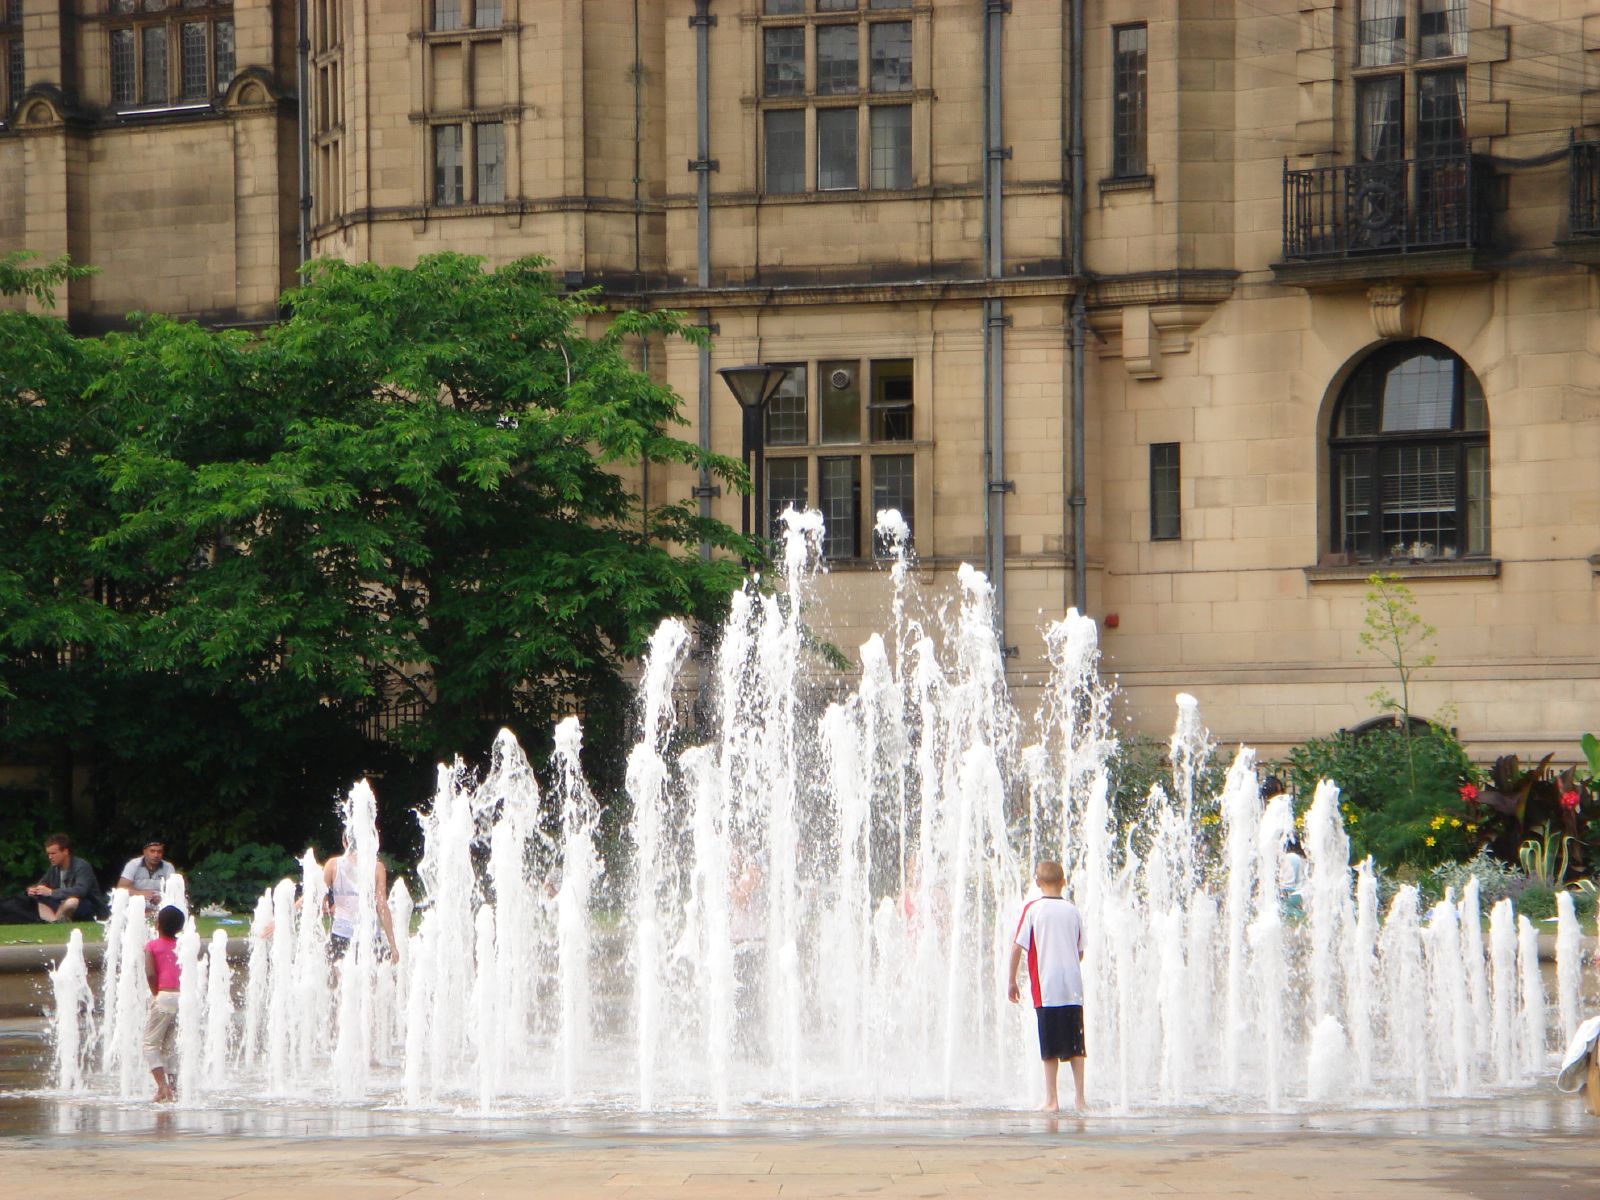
[0,833,106,924]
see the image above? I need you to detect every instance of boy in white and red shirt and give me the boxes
[1006,860,1086,1113]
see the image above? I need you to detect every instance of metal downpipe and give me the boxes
[1069,0,1088,613]
[693,0,714,559]
[296,0,311,269]
[982,0,1009,649]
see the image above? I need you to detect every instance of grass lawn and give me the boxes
[0,917,243,946]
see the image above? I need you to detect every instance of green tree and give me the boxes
[2,253,751,860]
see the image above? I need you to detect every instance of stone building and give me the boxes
[3,0,1597,759]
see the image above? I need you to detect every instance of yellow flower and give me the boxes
[1424,836,1436,847]
[1466,823,1477,833]
[1449,818,1461,828]
[1430,815,1446,830]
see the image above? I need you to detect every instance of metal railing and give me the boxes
[1570,135,1600,238]
[1282,153,1493,261]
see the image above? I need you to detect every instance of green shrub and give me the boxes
[1514,884,1556,921]
[186,843,300,911]
[1428,850,1520,907]
[1279,723,1475,868]
[0,791,58,894]
[1106,732,1230,839]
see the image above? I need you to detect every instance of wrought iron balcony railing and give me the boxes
[1282,154,1493,261]
[1570,136,1600,238]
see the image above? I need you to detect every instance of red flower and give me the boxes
[1458,783,1479,802]
[1561,789,1580,811]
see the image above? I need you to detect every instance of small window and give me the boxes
[816,24,858,96]
[764,0,803,12]
[819,456,861,558]
[871,454,914,554]
[433,0,461,32]
[1416,69,1465,159]
[1419,0,1467,59]
[817,107,858,190]
[140,25,167,105]
[1112,24,1147,178]
[5,38,22,113]
[868,0,911,7]
[179,22,207,99]
[1150,443,1180,541]
[1356,76,1404,163]
[869,105,911,190]
[817,0,858,10]
[869,359,912,441]
[767,458,808,535]
[476,121,504,203]
[474,0,502,28]
[3,0,17,22]
[109,0,136,12]
[110,28,136,104]
[764,27,804,97]
[819,360,860,443]
[433,124,463,205]
[869,22,911,93]
[765,364,808,446]
[213,19,234,89]
[764,109,805,194]
[1359,0,1407,67]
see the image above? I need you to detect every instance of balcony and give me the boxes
[1559,136,1600,265]
[1273,154,1496,289]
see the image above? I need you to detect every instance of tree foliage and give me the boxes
[0,253,750,862]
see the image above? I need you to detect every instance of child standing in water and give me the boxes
[1006,860,1087,1113]
[143,904,185,1102]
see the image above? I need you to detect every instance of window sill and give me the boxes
[114,101,216,120]
[1303,558,1500,582]
[1100,173,1153,194]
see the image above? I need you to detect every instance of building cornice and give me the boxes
[637,274,1084,310]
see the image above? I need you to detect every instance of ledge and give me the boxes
[1303,558,1501,582]
[1271,248,1493,290]
[1556,236,1600,267]
[1099,173,1154,194]
[1588,553,1600,575]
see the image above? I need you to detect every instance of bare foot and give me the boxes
[1036,1099,1059,1113]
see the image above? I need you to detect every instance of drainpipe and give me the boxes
[296,0,312,268]
[982,0,1011,650]
[691,0,717,559]
[634,0,649,537]
[1069,0,1088,612]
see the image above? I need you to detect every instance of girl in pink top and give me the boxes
[143,904,185,1102]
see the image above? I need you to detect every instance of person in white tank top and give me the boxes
[322,834,400,963]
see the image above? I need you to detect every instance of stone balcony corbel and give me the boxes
[1084,269,1238,380]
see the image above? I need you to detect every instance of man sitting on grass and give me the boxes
[0,833,107,924]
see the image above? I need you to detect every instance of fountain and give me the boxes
[45,507,1579,1114]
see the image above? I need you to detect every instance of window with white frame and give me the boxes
[758,1,914,195]
[763,357,915,559]
[107,1,235,111]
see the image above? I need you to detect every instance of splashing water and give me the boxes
[48,514,1572,1114]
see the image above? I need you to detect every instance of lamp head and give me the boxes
[717,364,791,412]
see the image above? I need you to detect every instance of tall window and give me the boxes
[1150,444,1181,541]
[1112,24,1147,178]
[1354,0,1466,160]
[763,356,916,557]
[107,3,235,111]
[1329,340,1488,562]
[433,124,464,205]
[756,4,914,195]
[1,0,22,120]
[475,121,505,204]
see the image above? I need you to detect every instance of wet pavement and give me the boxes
[1,1019,1596,1197]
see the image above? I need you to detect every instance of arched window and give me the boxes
[1330,339,1488,562]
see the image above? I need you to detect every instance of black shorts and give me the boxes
[1036,1005,1086,1061]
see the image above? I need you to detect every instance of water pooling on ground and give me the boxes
[32,511,1600,1117]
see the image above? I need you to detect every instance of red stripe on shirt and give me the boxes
[1015,898,1044,1008]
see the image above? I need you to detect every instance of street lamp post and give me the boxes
[716,364,791,538]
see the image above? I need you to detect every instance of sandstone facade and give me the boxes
[3,1,1596,758]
